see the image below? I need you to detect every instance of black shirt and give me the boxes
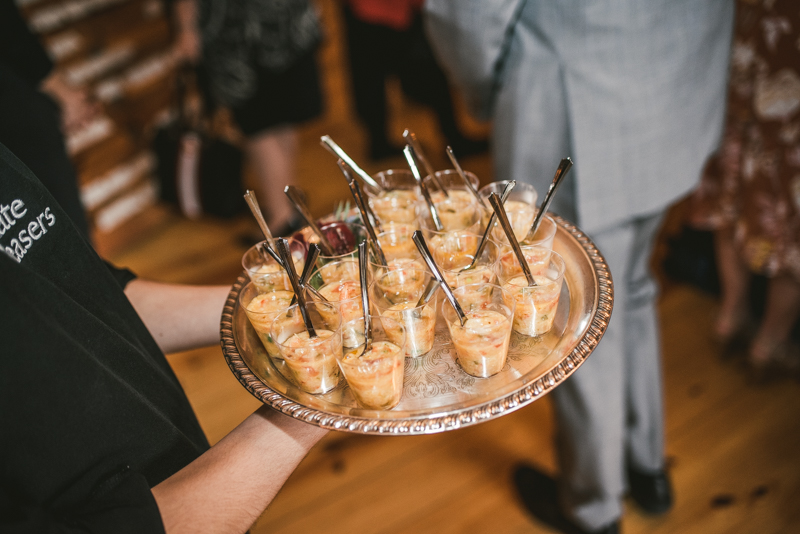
[0,142,210,532]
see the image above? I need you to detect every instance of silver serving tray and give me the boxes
[220,215,612,435]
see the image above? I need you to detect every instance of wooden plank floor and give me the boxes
[106,1,800,532]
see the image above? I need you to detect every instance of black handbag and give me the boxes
[153,67,246,219]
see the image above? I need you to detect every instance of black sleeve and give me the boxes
[104,261,138,289]
[0,0,54,86]
[1,471,166,534]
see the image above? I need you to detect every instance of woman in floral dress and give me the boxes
[691,0,800,373]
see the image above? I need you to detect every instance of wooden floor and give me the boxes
[107,2,800,532]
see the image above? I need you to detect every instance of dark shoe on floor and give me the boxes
[627,465,673,515]
[513,464,620,534]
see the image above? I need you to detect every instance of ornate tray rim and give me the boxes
[219,214,613,435]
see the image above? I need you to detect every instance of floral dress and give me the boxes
[691,0,800,281]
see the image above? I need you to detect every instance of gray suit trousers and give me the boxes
[553,212,665,530]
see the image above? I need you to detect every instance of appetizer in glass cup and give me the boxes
[270,301,343,395]
[241,240,302,293]
[427,231,500,289]
[317,278,365,347]
[376,223,419,261]
[372,269,438,357]
[428,168,480,206]
[442,283,515,378]
[338,315,406,410]
[239,281,294,358]
[312,257,359,286]
[479,181,538,242]
[497,248,566,337]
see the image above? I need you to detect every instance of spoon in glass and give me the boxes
[243,189,278,261]
[344,167,389,268]
[277,237,317,338]
[403,129,448,196]
[338,159,383,234]
[404,144,443,231]
[412,230,467,326]
[446,146,486,209]
[290,243,328,305]
[357,241,373,354]
[459,180,516,272]
[283,185,336,256]
[525,157,573,242]
[488,192,537,287]
[320,135,383,191]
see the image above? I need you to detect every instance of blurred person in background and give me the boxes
[690,0,800,379]
[0,0,98,239]
[173,0,323,236]
[425,1,734,533]
[340,0,487,161]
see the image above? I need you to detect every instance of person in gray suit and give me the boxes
[424,1,734,533]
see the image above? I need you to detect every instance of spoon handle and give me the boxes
[404,145,443,231]
[488,192,536,287]
[291,243,325,306]
[527,157,573,240]
[277,238,317,338]
[244,190,277,250]
[414,277,440,309]
[466,180,516,271]
[284,185,336,256]
[403,129,447,196]
[320,135,382,191]
[358,241,373,354]
[338,160,383,233]
[345,169,388,268]
[412,230,467,326]
[446,146,485,209]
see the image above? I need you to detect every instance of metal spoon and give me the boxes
[403,129,447,196]
[244,190,277,250]
[488,192,536,287]
[357,241,373,355]
[414,278,440,309]
[283,185,336,256]
[320,135,383,191]
[446,146,485,209]
[404,144,443,231]
[291,243,327,305]
[460,180,516,272]
[344,168,388,268]
[412,230,467,326]
[277,238,316,337]
[525,157,574,242]
[338,159,383,234]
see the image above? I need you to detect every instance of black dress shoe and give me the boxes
[513,465,620,534]
[627,465,673,515]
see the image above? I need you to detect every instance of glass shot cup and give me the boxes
[242,240,303,293]
[239,282,294,358]
[317,278,365,347]
[372,269,438,358]
[442,283,515,378]
[479,180,539,242]
[495,243,554,283]
[419,195,482,233]
[428,169,480,205]
[497,249,566,337]
[493,213,557,252]
[430,232,500,289]
[311,257,359,287]
[369,256,429,284]
[376,223,419,262]
[338,315,406,410]
[270,301,343,394]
